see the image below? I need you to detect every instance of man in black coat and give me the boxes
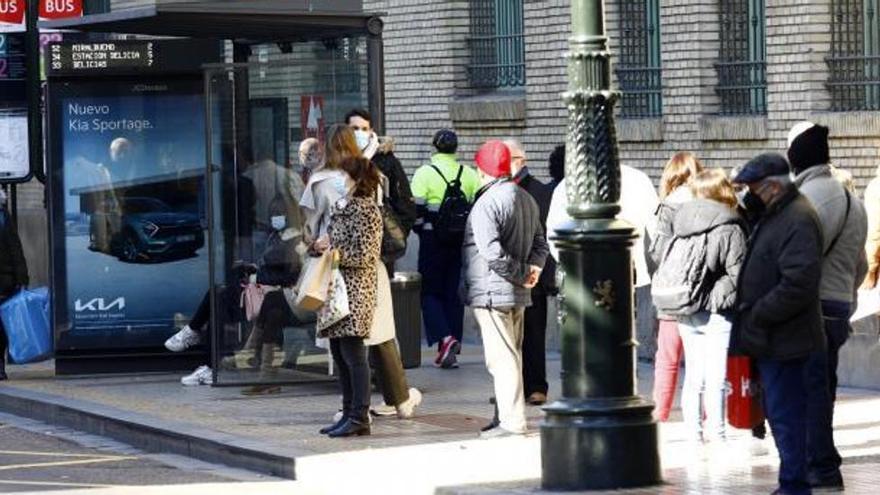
[505,139,555,405]
[346,109,418,237]
[0,188,29,380]
[733,153,826,495]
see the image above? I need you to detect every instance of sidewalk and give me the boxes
[1,348,879,494]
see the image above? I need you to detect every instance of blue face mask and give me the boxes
[270,215,286,231]
[354,130,370,152]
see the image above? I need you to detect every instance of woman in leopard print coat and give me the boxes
[321,196,382,340]
[313,125,383,438]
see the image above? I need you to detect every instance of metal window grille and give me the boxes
[715,0,767,115]
[827,0,880,111]
[615,0,662,118]
[84,0,111,14]
[468,0,526,89]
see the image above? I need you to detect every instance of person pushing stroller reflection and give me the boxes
[166,197,307,393]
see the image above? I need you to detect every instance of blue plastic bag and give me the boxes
[0,288,52,364]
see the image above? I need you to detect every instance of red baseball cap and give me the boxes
[474,140,512,178]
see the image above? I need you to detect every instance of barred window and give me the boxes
[468,0,526,89]
[827,0,880,111]
[616,0,662,118]
[84,0,110,14]
[715,0,767,115]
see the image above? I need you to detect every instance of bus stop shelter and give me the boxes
[42,1,385,384]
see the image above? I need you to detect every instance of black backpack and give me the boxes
[430,164,471,245]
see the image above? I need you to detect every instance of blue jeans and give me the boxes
[418,230,464,346]
[805,300,850,481]
[758,358,811,494]
[678,312,732,441]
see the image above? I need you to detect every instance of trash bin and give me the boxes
[392,272,422,369]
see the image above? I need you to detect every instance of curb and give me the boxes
[0,386,302,479]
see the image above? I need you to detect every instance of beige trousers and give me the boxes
[474,307,527,434]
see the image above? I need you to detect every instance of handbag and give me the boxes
[378,178,407,263]
[0,288,52,364]
[726,355,765,429]
[316,250,351,331]
[294,249,334,311]
[381,203,407,263]
[240,282,266,322]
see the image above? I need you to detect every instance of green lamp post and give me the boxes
[539,0,662,490]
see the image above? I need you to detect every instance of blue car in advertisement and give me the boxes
[89,197,204,263]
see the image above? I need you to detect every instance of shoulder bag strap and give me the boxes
[824,189,852,257]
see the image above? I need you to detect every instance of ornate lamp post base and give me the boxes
[540,218,661,490]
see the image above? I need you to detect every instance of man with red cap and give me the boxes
[461,140,550,438]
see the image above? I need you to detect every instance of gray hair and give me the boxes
[503,138,523,155]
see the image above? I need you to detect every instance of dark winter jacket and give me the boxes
[462,179,550,309]
[373,138,418,236]
[0,209,28,299]
[734,185,826,361]
[647,187,692,277]
[256,229,303,287]
[513,167,556,294]
[666,199,746,313]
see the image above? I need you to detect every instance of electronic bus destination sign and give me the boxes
[47,39,220,77]
[48,41,154,73]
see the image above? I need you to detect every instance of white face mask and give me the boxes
[354,130,371,152]
[270,215,286,231]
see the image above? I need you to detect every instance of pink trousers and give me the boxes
[652,318,683,422]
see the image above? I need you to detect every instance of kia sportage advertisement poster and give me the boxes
[51,80,209,351]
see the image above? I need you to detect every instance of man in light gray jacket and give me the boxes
[788,121,868,491]
[462,140,549,438]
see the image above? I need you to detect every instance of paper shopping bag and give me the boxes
[316,262,351,332]
[294,249,333,312]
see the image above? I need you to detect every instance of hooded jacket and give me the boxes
[462,179,550,309]
[794,165,868,303]
[667,199,747,313]
[647,186,692,276]
[651,199,746,315]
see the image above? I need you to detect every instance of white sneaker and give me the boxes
[396,387,423,419]
[371,404,398,417]
[181,365,212,386]
[165,325,201,352]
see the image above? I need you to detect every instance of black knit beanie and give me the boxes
[787,123,830,175]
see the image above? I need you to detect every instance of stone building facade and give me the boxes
[367,0,880,189]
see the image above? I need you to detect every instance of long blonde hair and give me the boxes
[690,169,737,209]
[660,152,704,199]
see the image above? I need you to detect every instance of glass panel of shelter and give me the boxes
[205,38,370,386]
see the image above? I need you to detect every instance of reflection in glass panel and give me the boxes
[206,37,370,386]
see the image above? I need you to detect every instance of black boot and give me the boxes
[327,418,371,438]
[0,354,7,381]
[320,413,348,435]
